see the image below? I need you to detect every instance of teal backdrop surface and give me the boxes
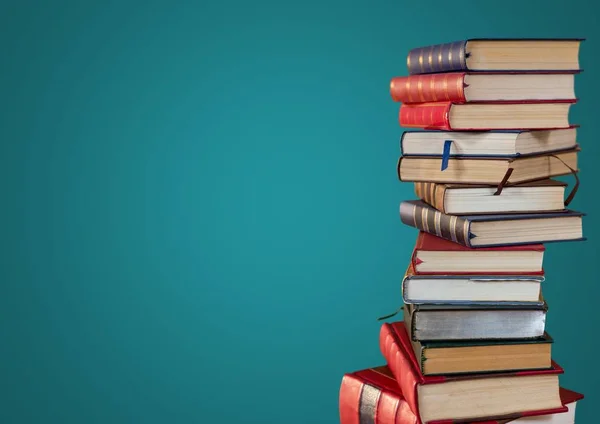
[2,0,598,422]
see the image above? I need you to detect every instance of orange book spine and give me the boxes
[390,73,466,104]
[399,102,452,130]
[414,182,448,214]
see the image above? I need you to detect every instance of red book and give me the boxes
[339,366,582,424]
[391,73,467,104]
[379,322,567,423]
[411,232,545,275]
[389,72,577,104]
[398,100,575,131]
[340,366,419,424]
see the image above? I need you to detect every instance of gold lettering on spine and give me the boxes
[428,46,434,72]
[405,79,413,103]
[418,49,424,73]
[437,45,443,70]
[458,42,465,68]
[412,204,418,228]
[463,219,470,246]
[448,48,453,69]
[407,52,412,71]
[429,183,436,207]
[449,216,458,242]
[434,211,442,237]
[417,77,424,102]
[422,207,429,233]
[443,75,449,100]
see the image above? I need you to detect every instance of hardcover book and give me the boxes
[410,333,553,376]
[405,39,583,75]
[414,180,568,215]
[400,127,578,158]
[403,302,547,341]
[379,322,565,423]
[397,148,578,185]
[398,101,575,131]
[411,232,545,275]
[390,72,577,104]
[401,263,545,305]
[399,200,584,248]
[339,366,581,424]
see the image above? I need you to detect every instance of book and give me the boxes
[403,302,547,341]
[402,263,545,305]
[405,39,583,75]
[390,72,577,104]
[411,232,545,275]
[397,148,578,185]
[339,365,580,424]
[400,127,578,157]
[414,180,568,215]
[379,322,565,423]
[399,200,584,248]
[410,332,553,376]
[398,101,575,131]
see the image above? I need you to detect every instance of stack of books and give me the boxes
[339,38,587,423]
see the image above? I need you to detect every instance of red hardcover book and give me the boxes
[340,366,419,424]
[379,322,567,423]
[398,100,576,131]
[389,72,577,104]
[340,366,582,424]
[411,232,545,275]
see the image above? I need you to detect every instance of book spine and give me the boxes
[406,41,468,75]
[399,201,472,247]
[379,324,422,420]
[339,374,419,424]
[390,74,467,104]
[414,182,448,214]
[399,103,452,130]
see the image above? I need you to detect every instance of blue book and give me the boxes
[406,38,584,75]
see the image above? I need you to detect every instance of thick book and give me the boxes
[400,127,578,158]
[415,180,568,215]
[339,365,580,424]
[397,148,578,185]
[390,72,577,104]
[410,333,553,376]
[379,322,565,423]
[403,302,547,341]
[411,232,545,275]
[399,200,584,248]
[402,263,545,305]
[405,39,583,75]
[398,101,575,131]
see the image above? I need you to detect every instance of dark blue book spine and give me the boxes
[407,41,468,75]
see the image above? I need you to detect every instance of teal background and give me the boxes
[1,1,597,423]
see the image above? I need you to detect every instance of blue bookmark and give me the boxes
[441,139,452,171]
